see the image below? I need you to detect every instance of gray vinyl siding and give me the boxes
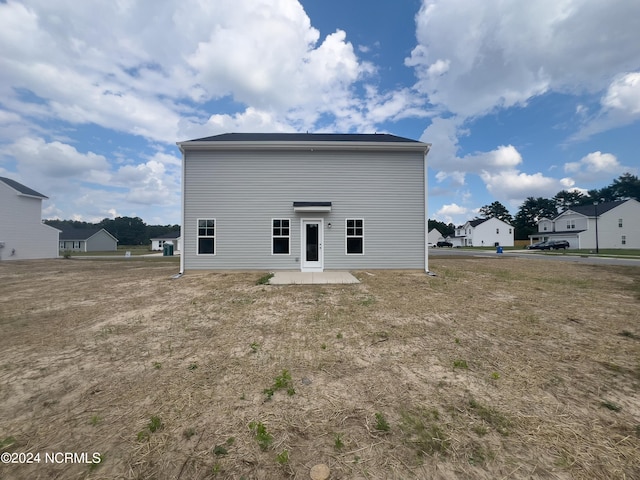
[86,230,118,251]
[183,149,425,270]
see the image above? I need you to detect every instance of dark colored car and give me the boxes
[541,240,570,250]
[437,241,453,247]
[527,241,549,250]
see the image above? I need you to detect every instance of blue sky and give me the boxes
[1,0,638,226]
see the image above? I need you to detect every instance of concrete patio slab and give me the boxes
[269,271,360,285]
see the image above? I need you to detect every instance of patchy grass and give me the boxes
[0,258,639,479]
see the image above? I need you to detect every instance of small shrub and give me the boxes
[148,416,164,433]
[375,412,390,432]
[334,433,344,450]
[453,359,469,369]
[249,421,273,451]
[276,449,289,465]
[264,369,295,400]
[213,445,228,456]
[256,273,274,285]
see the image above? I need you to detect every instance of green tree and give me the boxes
[100,216,147,245]
[478,201,514,224]
[586,185,617,203]
[513,197,558,240]
[553,190,589,211]
[428,219,455,237]
[611,172,640,200]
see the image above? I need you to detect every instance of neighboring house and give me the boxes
[428,228,443,246]
[59,228,118,252]
[0,176,60,260]
[177,133,431,272]
[530,199,640,249]
[450,218,515,247]
[151,231,182,252]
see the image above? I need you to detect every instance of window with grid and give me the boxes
[197,219,215,254]
[346,219,364,254]
[272,219,290,254]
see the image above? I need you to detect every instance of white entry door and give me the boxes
[301,219,323,272]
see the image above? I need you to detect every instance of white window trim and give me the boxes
[345,218,365,255]
[196,218,216,256]
[271,218,291,255]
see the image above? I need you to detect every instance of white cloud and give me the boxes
[0,0,388,145]
[407,0,640,119]
[480,170,561,205]
[6,137,109,178]
[563,151,633,182]
[602,72,640,115]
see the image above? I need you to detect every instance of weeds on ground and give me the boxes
[453,359,469,369]
[137,415,164,442]
[264,369,295,399]
[601,400,622,412]
[256,273,274,285]
[400,408,449,456]
[276,449,289,465]
[468,398,510,436]
[248,421,273,451]
[375,412,390,432]
[334,433,344,450]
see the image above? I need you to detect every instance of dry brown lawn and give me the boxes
[0,257,639,480]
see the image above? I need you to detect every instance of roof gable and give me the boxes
[0,176,48,199]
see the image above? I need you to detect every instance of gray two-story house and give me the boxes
[177,133,431,272]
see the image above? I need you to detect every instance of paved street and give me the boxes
[429,247,640,267]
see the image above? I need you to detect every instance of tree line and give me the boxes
[429,173,639,240]
[45,216,180,246]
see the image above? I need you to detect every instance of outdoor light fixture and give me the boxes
[327,223,332,228]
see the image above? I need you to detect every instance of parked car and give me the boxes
[527,241,549,250]
[437,241,453,247]
[541,240,570,250]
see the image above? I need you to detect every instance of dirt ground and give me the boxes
[0,257,638,480]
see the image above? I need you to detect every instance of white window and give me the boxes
[59,242,65,249]
[346,219,364,254]
[73,241,80,249]
[496,228,500,234]
[619,219,623,228]
[197,219,215,255]
[509,228,512,234]
[272,219,290,254]
[622,235,626,245]
[567,220,575,230]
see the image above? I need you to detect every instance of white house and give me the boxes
[151,231,181,252]
[531,199,640,249]
[0,176,60,260]
[59,228,118,252]
[451,218,514,247]
[428,228,443,246]
[177,133,431,272]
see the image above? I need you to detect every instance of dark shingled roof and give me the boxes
[59,228,103,241]
[153,231,181,240]
[0,176,47,198]
[563,200,628,217]
[185,133,422,143]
